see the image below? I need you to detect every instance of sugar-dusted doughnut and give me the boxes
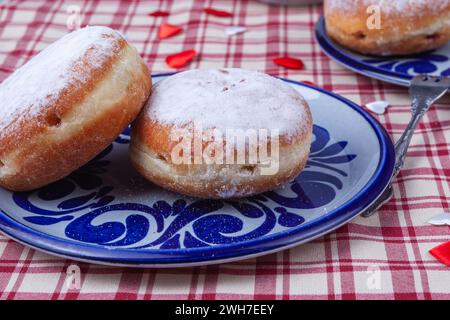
[130,68,312,199]
[0,26,152,191]
[324,0,450,56]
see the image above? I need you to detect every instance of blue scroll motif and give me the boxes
[13,125,356,249]
[362,53,450,76]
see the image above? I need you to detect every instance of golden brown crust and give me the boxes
[130,73,313,199]
[0,35,124,157]
[324,0,450,56]
[0,35,152,191]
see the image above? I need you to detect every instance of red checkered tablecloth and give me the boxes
[0,0,449,300]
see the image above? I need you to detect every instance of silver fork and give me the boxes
[361,75,450,217]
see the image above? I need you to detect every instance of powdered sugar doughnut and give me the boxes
[130,68,312,199]
[324,0,450,56]
[0,26,151,191]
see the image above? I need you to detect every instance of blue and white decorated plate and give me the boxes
[316,17,450,87]
[0,74,395,267]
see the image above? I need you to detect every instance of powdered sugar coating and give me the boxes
[0,26,123,134]
[327,0,450,16]
[146,68,310,137]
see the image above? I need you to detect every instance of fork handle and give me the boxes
[361,100,428,218]
[393,100,429,176]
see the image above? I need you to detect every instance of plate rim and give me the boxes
[315,16,413,87]
[0,74,395,266]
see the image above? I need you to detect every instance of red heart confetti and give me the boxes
[158,23,183,40]
[273,57,305,70]
[149,10,170,17]
[204,7,233,17]
[429,241,450,266]
[166,50,196,69]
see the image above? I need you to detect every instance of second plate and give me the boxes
[315,17,450,87]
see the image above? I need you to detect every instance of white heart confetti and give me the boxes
[225,26,247,36]
[365,100,390,115]
[428,212,450,226]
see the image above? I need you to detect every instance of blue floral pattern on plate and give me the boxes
[11,124,355,249]
[362,54,450,77]
[315,17,450,87]
[0,75,395,266]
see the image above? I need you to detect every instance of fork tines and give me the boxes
[411,75,450,87]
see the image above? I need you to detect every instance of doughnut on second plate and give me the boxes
[324,0,450,56]
[0,26,152,191]
[131,68,313,199]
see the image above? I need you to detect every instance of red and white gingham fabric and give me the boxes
[0,0,449,300]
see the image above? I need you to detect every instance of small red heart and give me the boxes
[273,57,305,70]
[158,23,183,40]
[166,50,196,69]
[429,241,450,266]
[149,10,170,17]
[203,7,233,17]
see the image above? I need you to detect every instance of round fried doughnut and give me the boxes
[0,26,152,191]
[130,68,312,199]
[324,0,450,56]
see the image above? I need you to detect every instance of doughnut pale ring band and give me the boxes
[0,26,152,191]
[324,0,450,56]
[130,69,313,199]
